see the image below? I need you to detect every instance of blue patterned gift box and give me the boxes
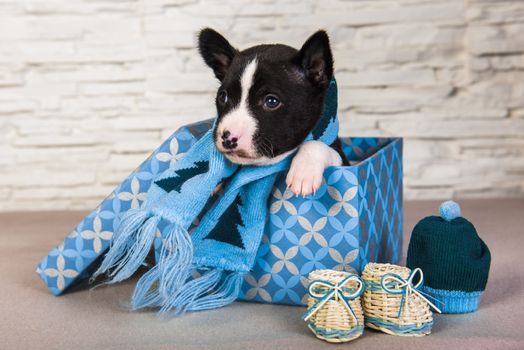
[37,119,403,305]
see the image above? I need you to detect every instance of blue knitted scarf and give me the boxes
[93,80,340,315]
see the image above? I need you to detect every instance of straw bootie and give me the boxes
[361,263,440,336]
[303,269,365,343]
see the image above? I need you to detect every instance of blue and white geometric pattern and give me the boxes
[37,119,403,306]
[36,121,209,296]
[235,136,403,305]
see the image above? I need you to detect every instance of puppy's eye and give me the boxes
[218,90,228,105]
[264,95,281,110]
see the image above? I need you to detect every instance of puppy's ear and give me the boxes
[198,28,238,81]
[294,30,334,88]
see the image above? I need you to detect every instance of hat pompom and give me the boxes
[439,200,461,221]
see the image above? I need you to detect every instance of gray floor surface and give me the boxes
[1,199,523,349]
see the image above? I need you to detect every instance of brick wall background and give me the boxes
[1,0,524,211]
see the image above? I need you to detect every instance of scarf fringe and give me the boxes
[127,223,243,316]
[130,265,162,309]
[188,271,244,312]
[158,269,244,316]
[156,224,244,315]
[92,209,157,283]
[130,223,194,310]
[92,204,249,316]
[158,223,194,298]
[160,269,222,315]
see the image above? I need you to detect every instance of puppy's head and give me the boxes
[198,28,334,165]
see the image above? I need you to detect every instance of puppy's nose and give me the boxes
[221,130,238,150]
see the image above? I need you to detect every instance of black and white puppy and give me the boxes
[198,28,349,197]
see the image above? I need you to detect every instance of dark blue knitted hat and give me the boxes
[406,201,491,313]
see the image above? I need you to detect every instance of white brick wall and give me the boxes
[1,0,524,211]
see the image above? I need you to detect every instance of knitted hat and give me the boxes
[406,200,491,313]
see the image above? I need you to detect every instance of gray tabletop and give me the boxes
[1,199,523,349]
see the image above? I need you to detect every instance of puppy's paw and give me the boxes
[286,152,325,198]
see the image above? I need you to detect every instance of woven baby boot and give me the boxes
[361,263,439,336]
[303,269,365,343]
